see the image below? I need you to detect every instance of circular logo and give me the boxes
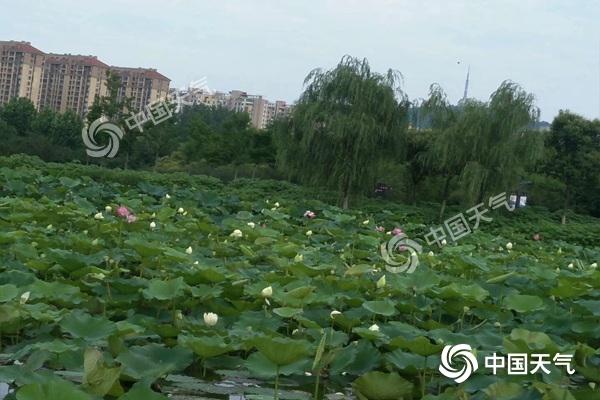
[380,234,422,273]
[438,344,479,383]
[82,118,124,158]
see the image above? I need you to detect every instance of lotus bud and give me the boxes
[305,230,313,236]
[441,239,447,246]
[165,194,171,199]
[230,229,243,238]
[362,220,370,225]
[94,212,104,220]
[330,310,342,318]
[203,312,218,326]
[20,291,30,305]
[591,263,597,269]
[376,275,386,289]
[261,286,273,298]
[567,263,574,269]
[105,206,112,212]
[185,246,193,255]
[506,242,513,250]
[150,221,156,229]
[428,251,434,257]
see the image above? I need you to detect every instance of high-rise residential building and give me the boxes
[176,87,291,129]
[0,40,170,117]
[38,54,109,116]
[110,66,170,113]
[0,41,45,108]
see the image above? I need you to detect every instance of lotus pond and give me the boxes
[0,155,599,400]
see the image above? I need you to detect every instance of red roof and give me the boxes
[0,41,45,55]
[110,66,170,81]
[46,54,109,68]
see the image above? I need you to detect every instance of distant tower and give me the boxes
[462,66,470,101]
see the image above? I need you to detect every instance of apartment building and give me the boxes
[38,54,109,116]
[110,66,170,113]
[177,87,291,129]
[0,41,45,108]
[0,40,170,117]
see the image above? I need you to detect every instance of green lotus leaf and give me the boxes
[60,311,116,342]
[362,300,397,316]
[116,343,193,381]
[352,371,414,400]
[503,294,545,313]
[179,335,232,359]
[142,277,186,300]
[252,336,311,366]
[16,378,92,400]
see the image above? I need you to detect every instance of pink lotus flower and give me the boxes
[304,210,316,219]
[116,206,131,218]
[392,227,403,236]
[375,226,385,232]
[126,214,137,224]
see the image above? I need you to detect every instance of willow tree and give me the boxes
[423,81,543,220]
[276,56,408,208]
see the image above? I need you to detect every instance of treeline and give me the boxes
[0,56,598,220]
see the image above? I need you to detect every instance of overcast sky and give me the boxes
[2,0,599,121]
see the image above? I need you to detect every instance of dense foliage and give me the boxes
[0,155,599,399]
[0,56,598,218]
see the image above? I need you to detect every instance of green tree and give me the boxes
[422,81,543,220]
[545,111,600,223]
[1,97,37,135]
[276,56,408,208]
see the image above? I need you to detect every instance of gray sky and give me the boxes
[2,0,599,121]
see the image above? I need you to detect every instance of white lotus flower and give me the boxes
[92,238,99,246]
[177,207,184,214]
[362,220,370,225]
[94,212,104,220]
[590,263,597,269]
[376,275,386,289]
[105,206,112,212]
[230,229,243,238]
[261,286,273,298]
[441,239,447,246]
[274,202,280,208]
[567,263,574,269]
[557,248,562,254]
[203,312,218,326]
[247,222,255,228]
[428,251,434,257]
[20,291,30,305]
[368,324,380,332]
[46,224,53,230]
[506,242,513,250]
[150,221,157,229]
[330,310,342,318]
[294,253,304,262]
[165,194,171,199]
[185,246,193,254]
[306,230,313,236]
